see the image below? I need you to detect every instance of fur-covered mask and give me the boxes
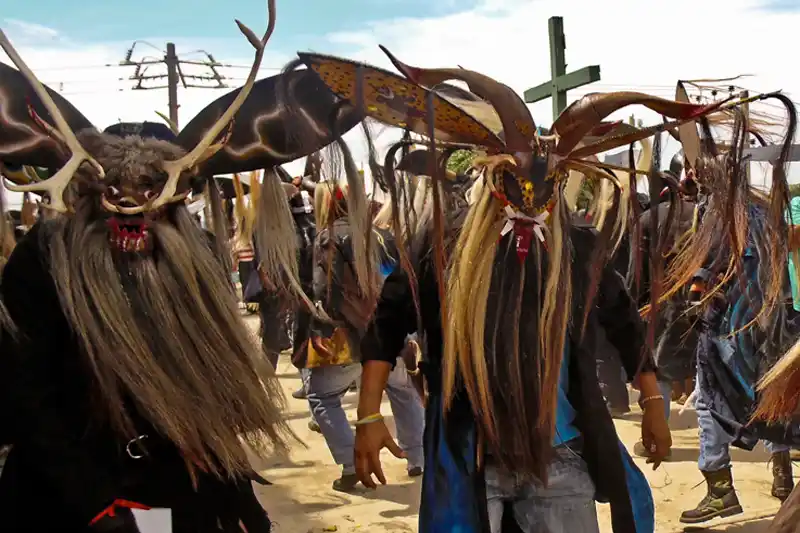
[69,130,195,253]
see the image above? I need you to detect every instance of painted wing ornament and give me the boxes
[176,69,364,176]
[0,0,284,213]
[0,0,358,216]
[296,52,504,149]
[0,61,95,172]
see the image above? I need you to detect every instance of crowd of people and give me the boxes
[1,2,800,532]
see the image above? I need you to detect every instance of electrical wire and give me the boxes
[23,63,128,71]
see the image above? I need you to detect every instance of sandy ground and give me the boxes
[243,318,788,533]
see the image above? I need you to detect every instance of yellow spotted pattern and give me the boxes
[496,171,535,212]
[306,56,501,148]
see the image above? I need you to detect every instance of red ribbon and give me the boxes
[89,499,151,526]
[514,221,534,263]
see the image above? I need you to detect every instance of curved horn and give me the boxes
[552,92,721,157]
[380,45,536,152]
[155,110,179,135]
[570,114,713,159]
[396,149,458,180]
[154,0,277,210]
[675,81,701,170]
[0,31,104,212]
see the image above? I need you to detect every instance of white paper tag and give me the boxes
[131,508,172,533]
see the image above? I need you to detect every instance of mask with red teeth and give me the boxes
[106,216,151,253]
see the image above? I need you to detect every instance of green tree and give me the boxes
[790,183,800,199]
[447,150,478,175]
[576,179,597,211]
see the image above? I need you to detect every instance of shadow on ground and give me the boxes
[680,517,773,533]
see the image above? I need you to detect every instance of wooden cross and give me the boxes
[744,144,800,162]
[523,17,601,122]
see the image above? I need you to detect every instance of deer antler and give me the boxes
[154,0,277,210]
[0,30,104,212]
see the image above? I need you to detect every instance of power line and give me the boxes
[28,63,129,71]
[118,41,230,129]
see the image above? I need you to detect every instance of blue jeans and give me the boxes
[385,357,426,469]
[306,359,425,475]
[307,364,362,475]
[695,364,788,472]
[485,441,599,533]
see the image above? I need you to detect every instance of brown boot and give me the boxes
[680,467,743,524]
[332,472,359,492]
[772,451,795,501]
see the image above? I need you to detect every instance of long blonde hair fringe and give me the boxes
[442,180,503,423]
[442,171,573,479]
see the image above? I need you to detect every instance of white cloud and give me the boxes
[3,19,60,42]
[323,0,800,188]
[2,0,799,208]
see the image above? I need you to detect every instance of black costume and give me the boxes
[639,199,699,385]
[0,224,270,532]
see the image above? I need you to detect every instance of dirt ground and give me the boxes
[248,321,787,533]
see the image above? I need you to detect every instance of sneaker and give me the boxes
[292,388,307,399]
[332,473,359,492]
[408,466,423,477]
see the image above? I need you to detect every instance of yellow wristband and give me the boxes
[354,413,384,426]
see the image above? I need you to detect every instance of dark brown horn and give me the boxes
[675,81,702,170]
[380,45,536,153]
[551,91,722,157]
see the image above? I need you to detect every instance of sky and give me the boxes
[3,0,800,208]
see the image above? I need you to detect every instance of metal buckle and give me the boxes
[126,434,149,459]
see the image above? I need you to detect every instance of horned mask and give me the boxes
[0,2,363,262]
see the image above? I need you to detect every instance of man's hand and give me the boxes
[640,398,672,469]
[354,420,406,488]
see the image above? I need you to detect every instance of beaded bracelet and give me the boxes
[641,395,664,405]
[354,413,384,426]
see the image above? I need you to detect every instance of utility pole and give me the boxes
[119,41,229,130]
[741,90,752,185]
[165,43,180,128]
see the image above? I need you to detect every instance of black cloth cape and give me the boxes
[0,222,270,532]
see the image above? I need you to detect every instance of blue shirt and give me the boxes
[553,341,580,446]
